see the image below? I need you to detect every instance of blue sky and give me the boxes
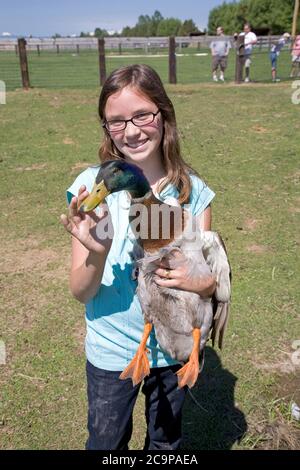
[0,0,225,37]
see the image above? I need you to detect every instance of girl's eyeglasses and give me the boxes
[103,110,160,132]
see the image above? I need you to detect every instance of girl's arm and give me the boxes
[70,237,109,304]
[198,205,212,231]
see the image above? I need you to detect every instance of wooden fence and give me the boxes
[0,35,288,52]
[1,35,295,89]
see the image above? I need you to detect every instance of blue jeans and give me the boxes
[85,360,188,450]
[270,51,278,69]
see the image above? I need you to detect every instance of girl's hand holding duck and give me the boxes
[154,250,216,297]
[60,184,113,255]
[60,184,113,304]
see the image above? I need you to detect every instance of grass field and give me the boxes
[0,46,296,91]
[0,81,299,449]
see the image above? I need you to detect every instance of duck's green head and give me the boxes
[79,160,151,212]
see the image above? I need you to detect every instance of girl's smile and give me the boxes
[125,137,149,150]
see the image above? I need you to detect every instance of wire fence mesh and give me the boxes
[1,37,299,91]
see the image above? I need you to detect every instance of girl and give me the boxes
[60,64,216,450]
[291,35,300,78]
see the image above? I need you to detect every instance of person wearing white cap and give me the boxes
[269,32,291,82]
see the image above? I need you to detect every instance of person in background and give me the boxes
[239,23,257,83]
[210,26,231,82]
[270,33,291,82]
[290,35,300,78]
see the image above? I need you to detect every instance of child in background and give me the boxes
[269,32,291,82]
[291,35,300,78]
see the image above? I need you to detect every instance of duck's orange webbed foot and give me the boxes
[119,323,152,386]
[176,328,201,389]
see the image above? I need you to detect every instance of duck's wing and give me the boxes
[211,296,230,350]
[202,231,232,349]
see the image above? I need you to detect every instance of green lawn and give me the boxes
[0,47,295,91]
[0,82,299,449]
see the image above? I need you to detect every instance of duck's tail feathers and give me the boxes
[210,300,230,349]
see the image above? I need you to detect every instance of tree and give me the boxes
[208,2,243,34]
[208,0,298,35]
[247,0,297,34]
[133,15,152,36]
[178,19,200,36]
[121,26,133,37]
[156,18,182,37]
[150,10,164,36]
[94,27,108,38]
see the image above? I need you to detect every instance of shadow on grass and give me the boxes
[182,346,247,450]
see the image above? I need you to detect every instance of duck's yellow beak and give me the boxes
[79,180,110,212]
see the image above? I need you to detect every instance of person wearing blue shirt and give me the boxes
[60,64,216,450]
[270,33,291,82]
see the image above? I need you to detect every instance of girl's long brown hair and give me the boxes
[98,64,199,204]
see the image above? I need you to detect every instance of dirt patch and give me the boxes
[15,163,47,172]
[255,347,300,375]
[288,206,300,214]
[244,218,260,231]
[251,125,269,133]
[0,235,67,275]
[63,137,75,145]
[0,236,72,379]
[263,185,275,193]
[284,171,300,185]
[49,96,62,108]
[276,373,300,407]
[251,353,300,449]
[246,244,269,254]
[252,416,300,450]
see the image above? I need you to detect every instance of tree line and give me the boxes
[78,10,200,38]
[208,0,299,35]
[56,2,299,39]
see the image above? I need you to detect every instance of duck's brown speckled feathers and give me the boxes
[130,192,188,253]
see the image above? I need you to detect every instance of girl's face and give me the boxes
[104,86,164,166]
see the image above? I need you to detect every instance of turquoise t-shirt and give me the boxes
[66,165,215,371]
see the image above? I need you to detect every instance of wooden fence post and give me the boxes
[235,35,244,83]
[292,0,300,38]
[118,43,122,55]
[37,44,40,56]
[76,44,79,54]
[56,44,60,54]
[15,44,18,55]
[268,35,271,51]
[18,38,30,90]
[168,36,177,84]
[98,38,106,86]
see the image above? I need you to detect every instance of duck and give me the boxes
[79,159,231,389]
